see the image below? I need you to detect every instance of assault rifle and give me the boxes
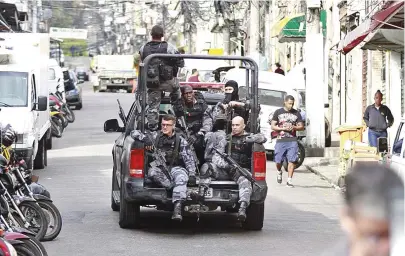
[178,116,200,170]
[212,147,262,189]
[145,133,172,181]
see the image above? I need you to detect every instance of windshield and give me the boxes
[0,71,28,107]
[239,86,286,107]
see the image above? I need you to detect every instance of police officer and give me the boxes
[180,85,211,161]
[195,116,266,221]
[139,25,185,131]
[131,114,197,221]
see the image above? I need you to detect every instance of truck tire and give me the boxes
[119,173,141,229]
[46,129,52,150]
[34,138,46,170]
[242,203,265,231]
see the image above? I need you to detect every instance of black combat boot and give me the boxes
[172,200,183,221]
[238,201,248,222]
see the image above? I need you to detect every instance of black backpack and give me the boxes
[142,42,174,89]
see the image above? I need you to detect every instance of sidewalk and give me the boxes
[302,157,342,190]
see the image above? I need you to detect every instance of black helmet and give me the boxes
[2,126,16,147]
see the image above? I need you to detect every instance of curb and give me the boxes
[304,158,343,191]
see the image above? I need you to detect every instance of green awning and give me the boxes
[277,10,327,43]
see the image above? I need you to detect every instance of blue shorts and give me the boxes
[274,141,299,164]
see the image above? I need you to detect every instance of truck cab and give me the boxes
[0,33,51,170]
[104,55,267,230]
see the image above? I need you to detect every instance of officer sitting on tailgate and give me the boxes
[180,85,212,162]
[193,116,266,221]
[139,25,185,131]
[131,114,197,222]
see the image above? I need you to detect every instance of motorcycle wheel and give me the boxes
[57,114,68,129]
[51,118,63,138]
[37,200,62,241]
[282,141,306,172]
[16,201,49,241]
[13,244,36,256]
[17,237,48,256]
[63,105,75,123]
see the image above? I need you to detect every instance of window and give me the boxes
[239,86,287,107]
[0,71,29,107]
[49,68,56,80]
[393,122,405,155]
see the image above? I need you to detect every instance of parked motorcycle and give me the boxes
[51,82,75,123]
[11,159,62,242]
[0,155,48,241]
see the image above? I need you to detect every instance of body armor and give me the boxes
[141,41,173,88]
[155,132,181,166]
[184,99,207,134]
[226,134,253,169]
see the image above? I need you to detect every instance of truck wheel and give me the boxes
[242,203,265,231]
[34,138,46,170]
[119,174,141,229]
[111,169,120,212]
[46,130,52,150]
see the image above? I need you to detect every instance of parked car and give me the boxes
[62,68,83,110]
[75,66,89,82]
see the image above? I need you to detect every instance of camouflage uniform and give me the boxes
[139,42,185,130]
[131,130,197,203]
[200,131,266,205]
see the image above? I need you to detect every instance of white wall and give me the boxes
[388,52,403,146]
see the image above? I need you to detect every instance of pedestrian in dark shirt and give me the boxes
[363,90,394,147]
[322,164,403,256]
[270,95,304,187]
[274,63,285,76]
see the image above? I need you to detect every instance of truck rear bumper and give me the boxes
[124,179,267,205]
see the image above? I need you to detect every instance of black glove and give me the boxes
[143,135,153,147]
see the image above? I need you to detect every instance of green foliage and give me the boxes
[61,39,89,56]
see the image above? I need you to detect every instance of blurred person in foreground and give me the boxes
[323,164,404,256]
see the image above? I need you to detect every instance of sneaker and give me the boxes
[286,181,294,188]
[277,172,282,184]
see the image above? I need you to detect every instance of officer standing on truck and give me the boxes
[194,116,266,221]
[139,25,185,131]
[180,85,211,161]
[131,114,197,222]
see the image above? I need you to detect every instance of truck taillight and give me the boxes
[129,149,144,178]
[253,152,266,181]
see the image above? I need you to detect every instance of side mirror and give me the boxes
[36,96,47,111]
[377,137,388,153]
[324,103,330,108]
[104,119,121,132]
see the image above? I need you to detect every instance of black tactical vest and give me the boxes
[155,131,180,166]
[184,99,207,134]
[142,41,173,88]
[226,134,253,169]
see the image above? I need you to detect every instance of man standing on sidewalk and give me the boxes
[270,95,304,187]
[363,90,394,147]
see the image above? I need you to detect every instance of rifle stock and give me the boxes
[145,133,172,181]
[213,147,262,189]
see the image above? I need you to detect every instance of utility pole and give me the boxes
[248,0,260,55]
[32,0,38,33]
[305,1,325,155]
[264,1,271,62]
[223,24,230,55]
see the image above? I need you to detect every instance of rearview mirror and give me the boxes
[324,103,330,108]
[37,96,47,111]
[104,119,121,132]
[377,137,388,153]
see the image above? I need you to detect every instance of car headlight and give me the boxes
[16,133,28,144]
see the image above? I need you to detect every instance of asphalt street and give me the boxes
[38,82,344,256]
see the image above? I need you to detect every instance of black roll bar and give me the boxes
[139,54,259,133]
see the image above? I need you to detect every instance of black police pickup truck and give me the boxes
[104,55,268,230]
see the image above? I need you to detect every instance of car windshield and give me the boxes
[239,86,286,107]
[0,71,28,107]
